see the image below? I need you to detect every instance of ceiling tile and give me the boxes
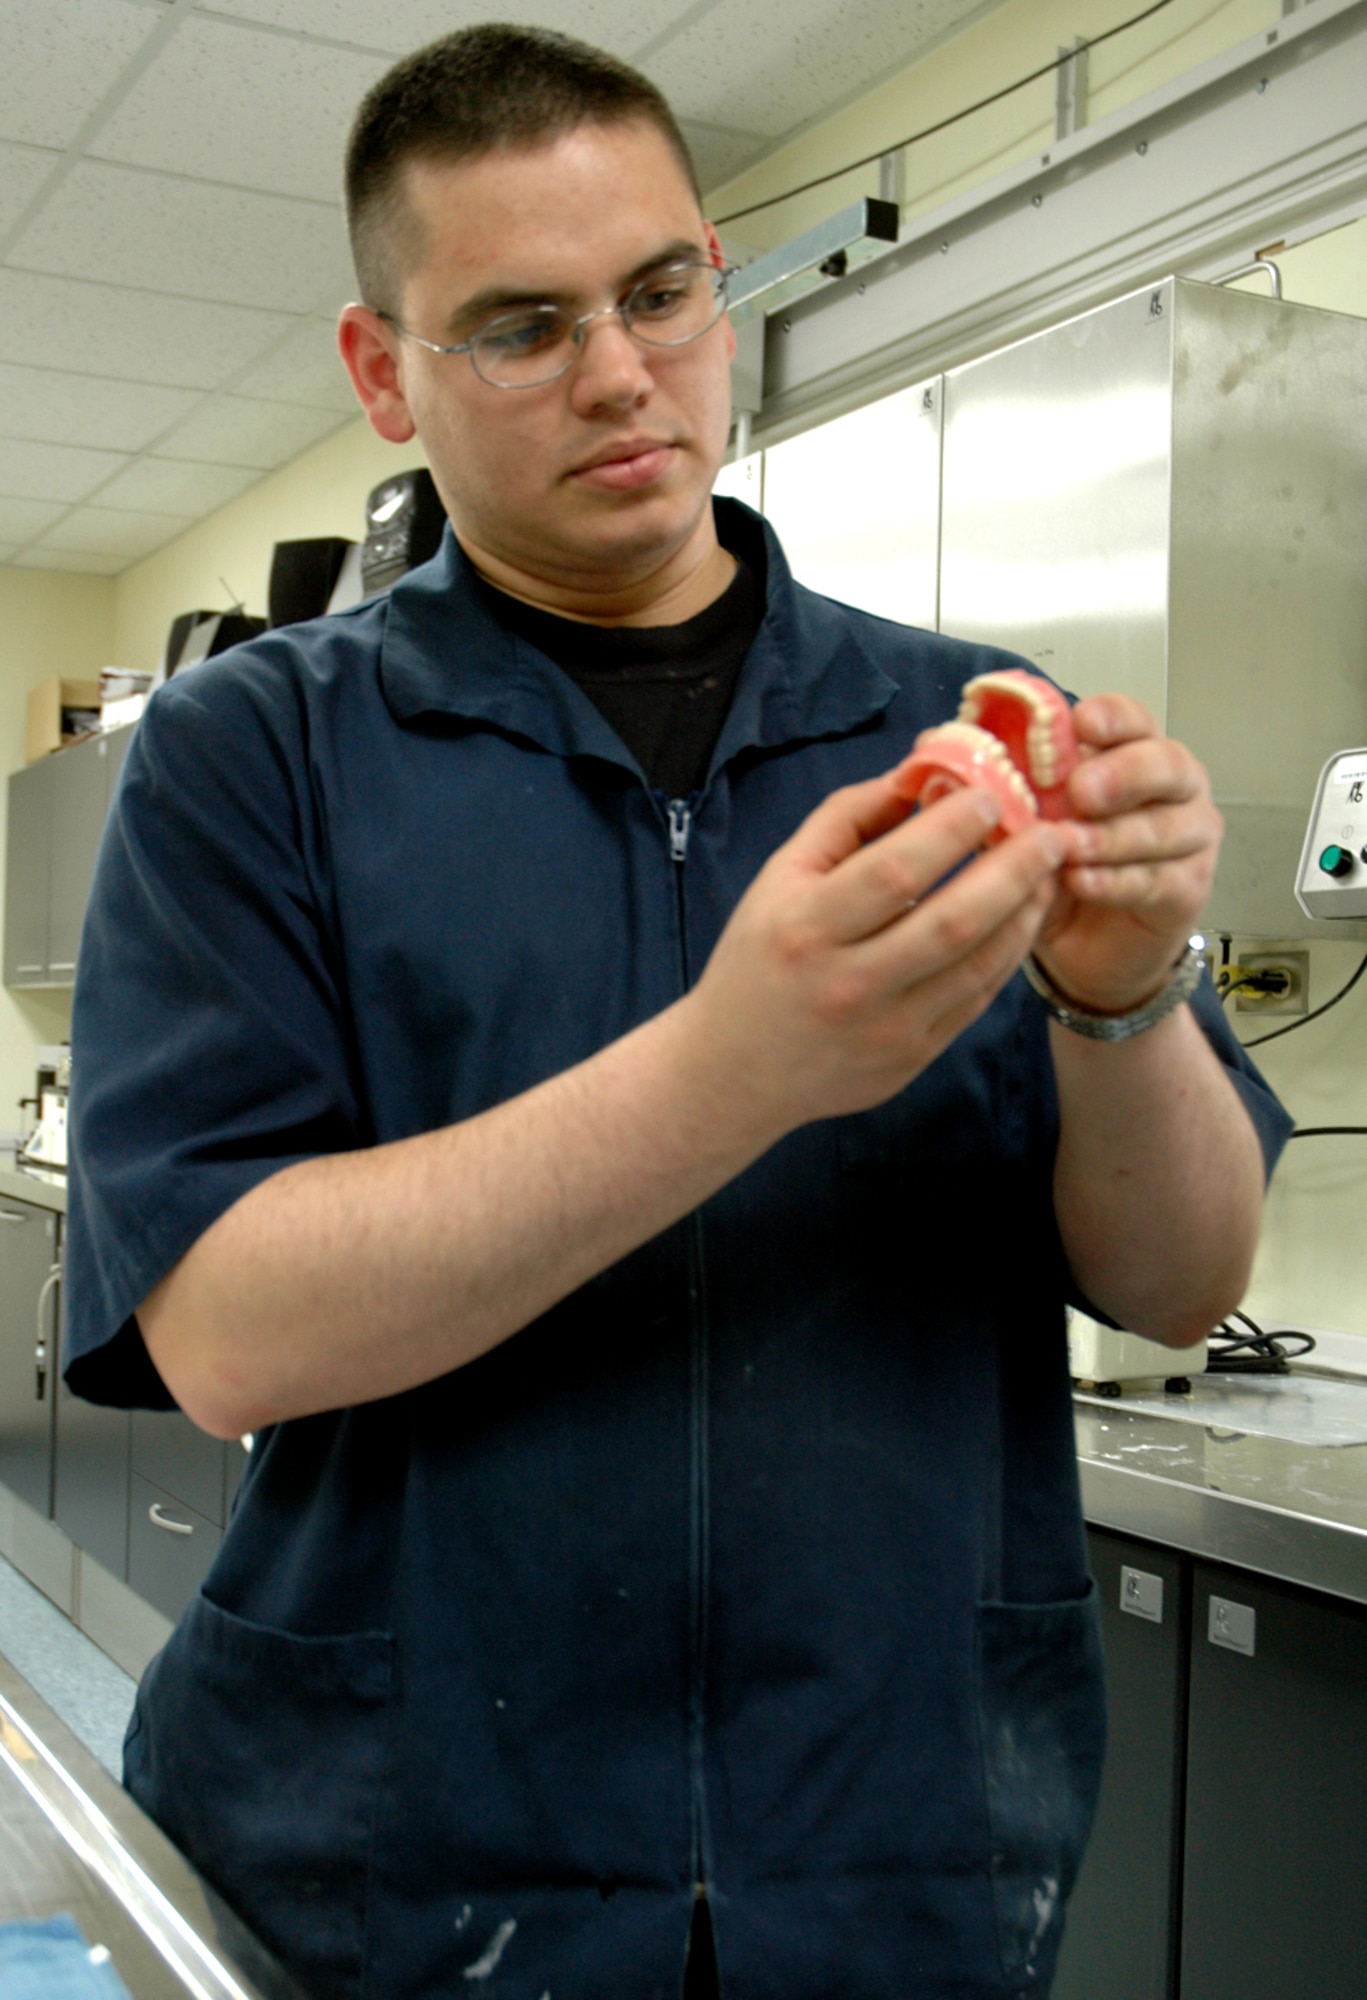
[0,362,198,450]
[91,457,262,515]
[229,317,358,412]
[153,395,351,469]
[0,0,161,150]
[0,437,131,504]
[38,504,187,560]
[8,161,355,313]
[203,0,693,57]
[679,122,769,194]
[90,16,392,205]
[0,270,296,390]
[11,547,127,576]
[0,494,67,541]
[648,0,1001,141]
[0,141,61,235]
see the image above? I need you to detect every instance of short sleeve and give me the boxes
[65,652,364,1409]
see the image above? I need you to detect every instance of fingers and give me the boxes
[1065,728,1205,822]
[908,872,1058,1045]
[786,768,992,886]
[815,784,1013,943]
[875,821,1064,978]
[1069,692,1160,753]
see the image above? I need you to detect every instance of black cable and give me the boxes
[1243,945,1367,1049]
[1287,1126,1367,1139]
[711,0,1177,228]
[1218,971,1288,1004]
[1207,1308,1316,1374]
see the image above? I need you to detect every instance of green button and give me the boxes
[1319,845,1354,879]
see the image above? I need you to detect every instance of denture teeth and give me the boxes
[958,672,1064,794]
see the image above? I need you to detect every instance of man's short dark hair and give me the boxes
[345,23,702,312]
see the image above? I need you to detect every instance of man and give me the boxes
[66,24,1288,2000]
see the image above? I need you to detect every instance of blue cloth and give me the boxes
[66,502,1291,2000]
[0,1917,133,2000]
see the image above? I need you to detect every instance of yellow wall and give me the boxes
[0,569,115,1128]
[111,416,425,673]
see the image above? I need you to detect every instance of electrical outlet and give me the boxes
[1235,950,1309,1015]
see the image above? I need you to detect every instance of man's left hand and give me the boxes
[1034,693,1221,1013]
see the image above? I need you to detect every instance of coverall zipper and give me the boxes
[660,792,713,1910]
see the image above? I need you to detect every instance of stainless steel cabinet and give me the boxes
[4,724,135,989]
[0,1198,60,1517]
[1181,1564,1367,2000]
[1054,1529,1187,2000]
[1055,1532,1367,2000]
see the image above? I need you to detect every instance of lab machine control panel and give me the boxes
[1296,747,1367,920]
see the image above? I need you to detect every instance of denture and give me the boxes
[892,668,1079,842]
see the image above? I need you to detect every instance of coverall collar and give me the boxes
[379,499,899,782]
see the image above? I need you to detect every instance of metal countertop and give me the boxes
[1076,1367,1367,1608]
[0,1652,297,2000]
[0,1153,66,1214]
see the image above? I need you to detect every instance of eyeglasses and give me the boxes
[379,260,733,389]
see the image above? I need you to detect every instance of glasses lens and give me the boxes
[624,264,727,348]
[471,306,578,386]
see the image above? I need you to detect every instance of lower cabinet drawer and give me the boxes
[127,1474,222,1623]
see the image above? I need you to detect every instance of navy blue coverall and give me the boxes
[65,502,1291,2000]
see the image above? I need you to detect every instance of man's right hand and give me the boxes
[683,773,1069,1141]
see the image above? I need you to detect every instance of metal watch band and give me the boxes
[1021,944,1205,1042]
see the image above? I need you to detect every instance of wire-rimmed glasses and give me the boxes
[378,260,733,389]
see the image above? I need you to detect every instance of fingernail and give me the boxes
[1038,827,1066,866]
[967,789,1001,828]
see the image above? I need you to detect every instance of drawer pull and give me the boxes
[149,1503,194,1537]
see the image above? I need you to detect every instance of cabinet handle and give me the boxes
[148,1503,194,1537]
[0,1209,27,1223]
[15,965,43,976]
[35,1264,59,1402]
[48,962,76,974]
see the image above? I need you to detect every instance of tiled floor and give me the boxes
[0,1556,136,1779]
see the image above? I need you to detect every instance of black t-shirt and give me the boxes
[486,554,762,799]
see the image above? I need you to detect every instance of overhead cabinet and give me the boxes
[4,724,135,989]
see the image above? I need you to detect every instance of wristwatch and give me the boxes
[1021,945,1204,1042]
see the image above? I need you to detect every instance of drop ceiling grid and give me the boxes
[0,0,995,574]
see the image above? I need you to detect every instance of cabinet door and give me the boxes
[1052,1531,1187,2000]
[48,733,112,980]
[54,1253,131,1581]
[1181,1563,1367,2000]
[4,761,53,986]
[128,1474,222,1622]
[131,1409,230,1525]
[0,1200,59,1515]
